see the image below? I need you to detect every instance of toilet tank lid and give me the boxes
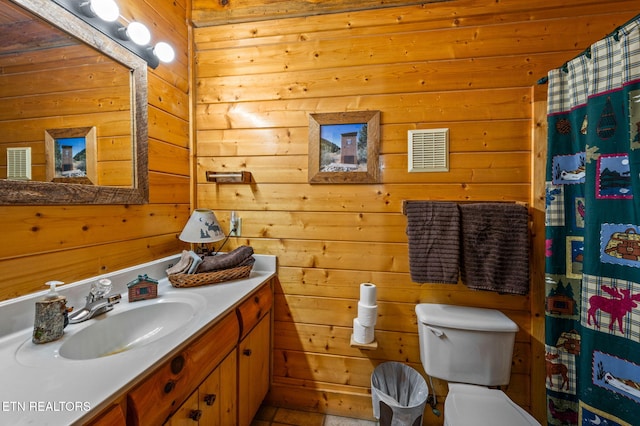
[415,303,518,332]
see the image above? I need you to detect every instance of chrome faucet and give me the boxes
[68,279,121,324]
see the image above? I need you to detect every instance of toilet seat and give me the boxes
[444,383,540,426]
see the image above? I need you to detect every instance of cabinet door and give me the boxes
[238,312,271,426]
[200,349,237,426]
[86,403,126,426]
[165,390,200,426]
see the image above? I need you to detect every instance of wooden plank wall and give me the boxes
[0,0,191,301]
[191,0,446,26]
[192,0,640,423]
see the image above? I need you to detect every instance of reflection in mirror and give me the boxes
[45,127,97,185]
[0,0,148,204]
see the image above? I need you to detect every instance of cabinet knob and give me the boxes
[171,355,185,374]
[189,409,202,421]
[203,393,217,406]
[243,348,252,356]
[163,380,175,394]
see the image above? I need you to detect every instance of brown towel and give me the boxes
[404,201,460,284]
[196,245,254,273]
[459,203,529,295]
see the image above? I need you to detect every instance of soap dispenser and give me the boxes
[32,281,68,344]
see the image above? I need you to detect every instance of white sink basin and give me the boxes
[60,301,194,360]
[16,292,206,365]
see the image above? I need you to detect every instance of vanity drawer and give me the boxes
[237,280,273,340]
[127,311,239,425]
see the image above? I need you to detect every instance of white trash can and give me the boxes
[371,361,429,426]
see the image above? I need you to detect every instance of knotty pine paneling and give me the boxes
[192,0,445,26]
[195,89,532,129]
[276,266,531,309]
[193,0,638,49]
[0,2,191,300]
[0,234,179,301]
[193,0,640,424]
[198,183,530,213]
[197,151,531,184]
[197,53,569,102]
[196,120,532,156]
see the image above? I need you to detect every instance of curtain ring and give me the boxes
[584,47,591,59]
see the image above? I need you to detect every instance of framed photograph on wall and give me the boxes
[308,110,380,184]
[45,127,97,185]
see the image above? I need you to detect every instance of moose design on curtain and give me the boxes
[545,16,640,426]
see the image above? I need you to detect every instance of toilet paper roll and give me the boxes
[359,282,377,307]
[353,317,375,344]
[357,301,377,327]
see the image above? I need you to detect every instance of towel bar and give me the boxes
[206,171,252,183]
[402,200,529,214]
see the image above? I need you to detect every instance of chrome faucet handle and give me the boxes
[90,278,112,299]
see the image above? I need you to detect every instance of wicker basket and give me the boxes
[168,258,254,288]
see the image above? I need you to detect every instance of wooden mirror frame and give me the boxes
[0,0,148,205]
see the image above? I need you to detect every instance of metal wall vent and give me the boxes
[7,147,32,180]
[408,128,449,172]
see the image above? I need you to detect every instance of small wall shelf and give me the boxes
[350,334,378,350]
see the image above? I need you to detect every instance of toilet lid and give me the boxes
[445,384,540,426]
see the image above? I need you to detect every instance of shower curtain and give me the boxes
[545,16,640,426]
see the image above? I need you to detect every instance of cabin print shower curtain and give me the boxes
[545,17,640,426]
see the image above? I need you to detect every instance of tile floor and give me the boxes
[251,405,378,426]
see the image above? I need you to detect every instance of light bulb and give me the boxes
[126,21,151,46]
[153,42,175,63]
[89,0,119,22]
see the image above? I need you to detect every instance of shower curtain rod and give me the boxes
[536,12,640,85]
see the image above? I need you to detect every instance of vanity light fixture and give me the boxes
[80,0,118,22]
[51,0,175,69]
[120,21,151,46]
[152,41,175,64]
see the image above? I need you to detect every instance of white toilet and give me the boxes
[415,303,540,426]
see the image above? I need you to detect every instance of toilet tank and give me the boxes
[415,303,518,387]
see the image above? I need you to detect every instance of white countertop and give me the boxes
[0,253,276,425]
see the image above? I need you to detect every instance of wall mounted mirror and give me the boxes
[0,0,148,204]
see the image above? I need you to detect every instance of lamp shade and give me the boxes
[179,209,225,243]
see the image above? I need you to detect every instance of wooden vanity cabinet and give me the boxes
[123,278,274,426]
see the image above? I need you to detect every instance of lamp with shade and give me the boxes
[178,209,225,255]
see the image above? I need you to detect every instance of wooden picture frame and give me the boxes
[45,127,97,185]
[308,110,380,184]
